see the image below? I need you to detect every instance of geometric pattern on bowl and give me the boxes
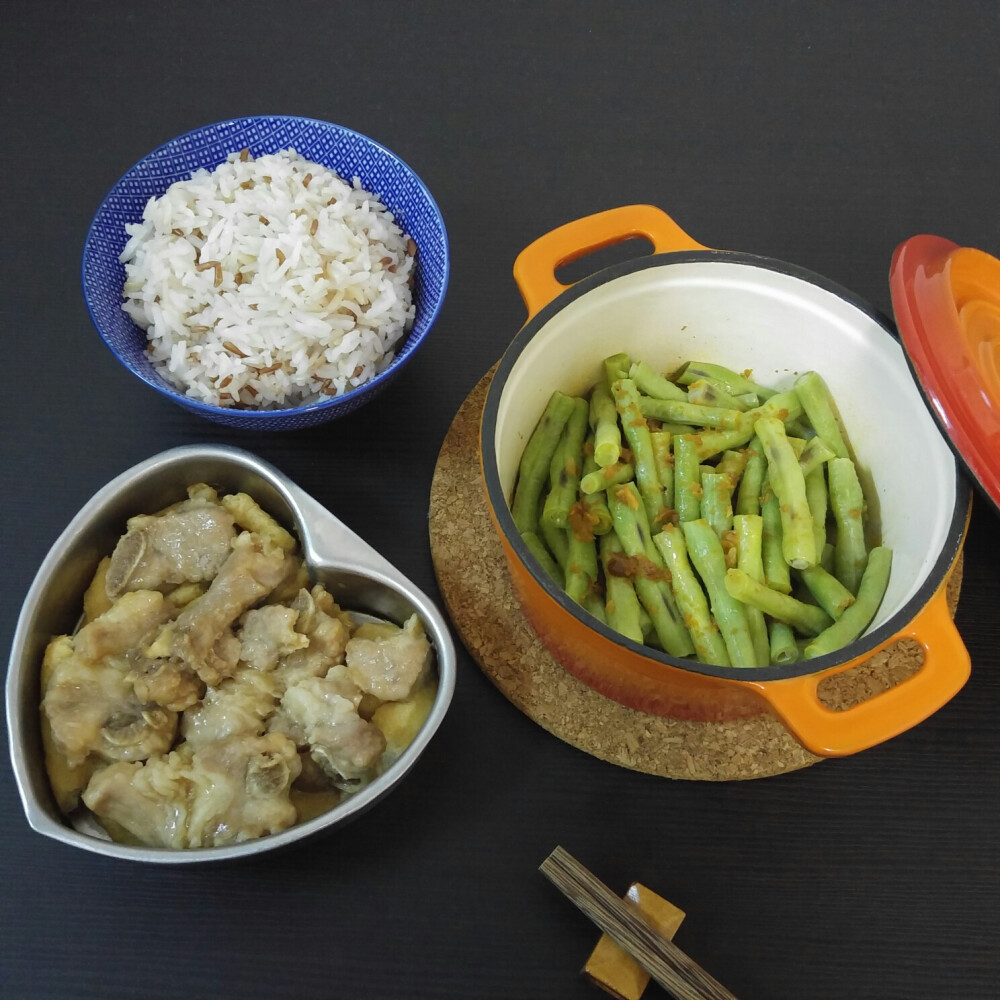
[82,116,449,430]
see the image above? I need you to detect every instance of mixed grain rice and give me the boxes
[120,149,416,409]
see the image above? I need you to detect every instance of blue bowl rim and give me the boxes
[81,114,450,422]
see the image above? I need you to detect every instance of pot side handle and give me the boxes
[513,205,708,320]
[754,584,970,757]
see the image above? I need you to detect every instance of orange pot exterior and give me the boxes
[495,521,769,722]
[483,204,973,758]
[489,486,969,755]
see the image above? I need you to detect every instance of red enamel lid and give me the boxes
[889,235,1000,515]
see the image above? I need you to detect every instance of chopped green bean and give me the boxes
[583,592,607,624]
[580,461,634,494]
[607,484,694,656]
[599,533,644,643]
[541,397,590,530]
[673,361,776,400]
[687,378,751,412]
[674,434,702,522]
[629,360,688,401]
[799,435,837,478]
[511,391,576,535]
[682,519,759,666]
[804,465,828,565]
[578,494,613,537]
[794,371,851,459]
[828,456,868,594]
[747,390,804,427]
[760,479,791,594]
[701,472,735,539]
[521,531,563,586]
[733,513,770,667]
[688,425,755,461]
[798,564,856,620]
[603,352,631,390]
[755,415,816,570]
[578,441,613,536]
[820,542,835,574]
[653,525,731,666]
[723,568,833,636]
[589,382,622,468]
[565,530,599,606]
[612,378,667,529]
[803,547,892,658]
[638,395,745,429]
[768,621,799,665]
[650,430,674,510]
[539,518,569,570]
[734,437,766,516]
[715,449,748,483]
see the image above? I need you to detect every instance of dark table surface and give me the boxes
[3,3,999,998]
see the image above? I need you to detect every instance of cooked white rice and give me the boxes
[119,148,416,409]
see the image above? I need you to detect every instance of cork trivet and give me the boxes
[429,366,963,780]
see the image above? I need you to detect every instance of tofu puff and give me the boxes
[40,484,437,849]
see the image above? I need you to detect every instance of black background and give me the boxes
[3,3,999,998]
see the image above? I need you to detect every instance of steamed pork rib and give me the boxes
[180,667,281,748]
[238,605,308,672]
[273,586,351,688]
[82,733,301,849]
[129,656,204,712]
[41,482,439,849]
[270,664,364,744]
[73,590,174,664]
[105,498,236,597]
[278,668,386,791]
[345,614,431,701]
[170,531,292,686]
[41,636,177,768]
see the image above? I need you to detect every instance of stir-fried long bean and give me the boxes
[653,525,731,665]
[734,437,766,516]
[733,513,771,667]
[541,397,590,530]
[509,354,889,667]
[600,533,645,643]
[687,378,752,412]
[607,484,694,656]
[674,361,776,400]
[612,378,667,529]
[794,371,851,460]
[755,415,816,570]
[803,547,892,658]
[629,360,688,401]
[511,390,576,534]
[724,568,832,635]
[589,382,622,468]
[829,456,868,594]
[682,519,758,666]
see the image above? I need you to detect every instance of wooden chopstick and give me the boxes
[539,846,740,1000]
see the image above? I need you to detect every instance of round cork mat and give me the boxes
[428,366,963,780]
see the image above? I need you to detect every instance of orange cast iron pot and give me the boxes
[479,205,971,758]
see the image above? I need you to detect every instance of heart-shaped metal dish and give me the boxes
[6,444,456,863]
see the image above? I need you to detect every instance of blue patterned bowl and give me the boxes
[82,116,449,430]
